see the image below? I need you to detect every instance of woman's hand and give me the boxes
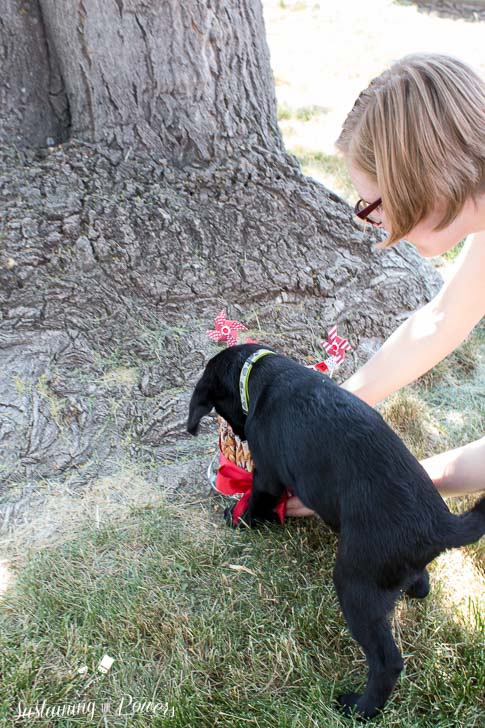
[286,495,316,517]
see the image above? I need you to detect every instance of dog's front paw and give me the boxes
[223,503,254,529]
[223,503,280,529]
[337,693,378,720]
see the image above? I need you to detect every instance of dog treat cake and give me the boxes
[217,415,254,473]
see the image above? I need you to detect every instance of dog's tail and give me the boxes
[445,494,485,548]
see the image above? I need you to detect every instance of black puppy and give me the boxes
[187,343,485,719]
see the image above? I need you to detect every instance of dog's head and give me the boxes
[187,343,271,439]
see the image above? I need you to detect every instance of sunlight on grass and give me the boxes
[413,324,484,450]
[432,549,484,629]
[0,467,165,559]
[277,102,331,122]
[442,238,465,262]
[278,0,309,10]
[0,560,13,596]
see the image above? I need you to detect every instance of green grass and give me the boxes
[441,238,466,263]
[377,323,484,454]
[290,147,355,203]
[277,103,330,123]
[1,499,484,728]
[414,323,485,446]
[278,1,308,11]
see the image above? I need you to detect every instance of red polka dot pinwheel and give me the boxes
[207,309,248,347]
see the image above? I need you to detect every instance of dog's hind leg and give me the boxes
[333,562,404,720]
[405,568,430,599]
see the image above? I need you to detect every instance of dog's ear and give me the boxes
[187,379,214,436]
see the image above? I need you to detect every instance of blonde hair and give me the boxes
[336,54,485,246]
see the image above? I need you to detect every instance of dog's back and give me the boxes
[249,354,485,548]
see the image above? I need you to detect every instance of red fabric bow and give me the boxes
[215,451,291,525]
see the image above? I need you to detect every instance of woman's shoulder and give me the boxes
[454,231,485,275]
[465,229,485,251]
[441,232,485,323]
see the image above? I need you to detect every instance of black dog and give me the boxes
[187,344,485,719]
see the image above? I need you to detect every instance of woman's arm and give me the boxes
[286,233,485,515]
[421,436,485,497]
[341,232,485,407]
[286,436,485,516]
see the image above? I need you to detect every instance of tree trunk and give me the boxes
[0,0,70,146]
[0,1,440,519]
[9,0,285,166]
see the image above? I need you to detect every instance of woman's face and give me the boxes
[347,162,470,258]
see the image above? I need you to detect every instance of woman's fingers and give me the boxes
[285,495,316,517]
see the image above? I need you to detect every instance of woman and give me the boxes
[288,53,485,517]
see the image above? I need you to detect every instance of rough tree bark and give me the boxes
[0,1,440,523]
[0,0,69,146]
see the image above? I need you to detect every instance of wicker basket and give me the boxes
[217,415,254,473]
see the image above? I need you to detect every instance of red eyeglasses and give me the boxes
[354,197,383,226]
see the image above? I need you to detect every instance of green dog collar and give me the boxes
[239,349,276,414]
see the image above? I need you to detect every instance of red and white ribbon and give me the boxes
[321,325,352,364]
[321,326,352,377]
[306,361,329,373]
